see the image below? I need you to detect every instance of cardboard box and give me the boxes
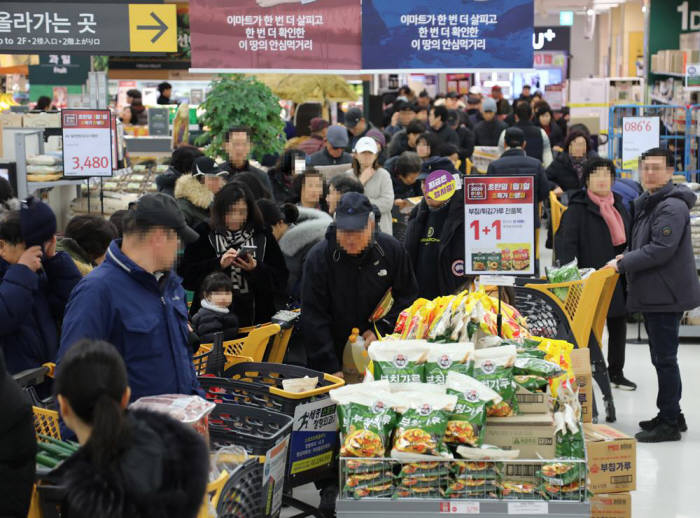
[584,424,636,494]
[591,492,632,518]
[0,112,23,127]
[485,413,556,459]
[571,348,593,423]
[515,385,552,414]
[22,112,61,128]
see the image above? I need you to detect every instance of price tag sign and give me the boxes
[62,109,113,177]
[622,116,659,171]
[507,501,548,514]
[439,501,480,514]
[464,176,535,276]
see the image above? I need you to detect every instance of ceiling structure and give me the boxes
[534,0,634,15]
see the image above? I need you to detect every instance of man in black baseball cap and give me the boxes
[59,192,204,401]
[302,191,417,379]
[344,107,376,152]
[386,100,417,138]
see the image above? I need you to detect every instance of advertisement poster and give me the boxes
[62,109,113,177]
[622,117,660,171]
[464,176,535,276]
[288,398,337,484]
[263,436,289,518]
[190,0,361,70]
[362,0,533,70]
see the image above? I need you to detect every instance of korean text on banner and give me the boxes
[288,398,337,480]
[464,176,536,276]
[190,0,361,70]
[62,109,113,178]
[362,0,533,70]
[622,117,660,172]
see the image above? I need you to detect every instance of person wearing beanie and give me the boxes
[0,197,82,377]
[474,97,508,147]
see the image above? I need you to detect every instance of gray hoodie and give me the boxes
[619,183,700,313]
[279,207,332,301]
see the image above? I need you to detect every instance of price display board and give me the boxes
[622,116,659,171]
[62,109,113,177]
[464,176,535,276]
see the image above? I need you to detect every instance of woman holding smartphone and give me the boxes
[179,181,289,327]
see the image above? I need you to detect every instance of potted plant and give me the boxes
[196,74,285,161]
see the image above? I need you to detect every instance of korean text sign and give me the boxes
[464,176,535,276]
[288,398,337,483]
[62,109,113,178]
[362,0,533,70]
[190,0,361,70]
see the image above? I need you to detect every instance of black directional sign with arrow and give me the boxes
[0,3,176,54]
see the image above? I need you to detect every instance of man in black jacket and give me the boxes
[429,105,460,148]
[498,101,553,167]
[301,193,418,377]
[345,107,376,153]
[474,98,507,146]
[388,119,426,157]
[221,126,274,195]
[608,148,700,443]
[405,157,467,298]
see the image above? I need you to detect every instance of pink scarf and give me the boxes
[587,190,626,246]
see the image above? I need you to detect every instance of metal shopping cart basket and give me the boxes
[513,268,619,422]
[200,362,345,518]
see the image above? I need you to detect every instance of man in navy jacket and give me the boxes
[59,194,202,400]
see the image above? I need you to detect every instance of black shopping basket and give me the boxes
[200,362,344,518]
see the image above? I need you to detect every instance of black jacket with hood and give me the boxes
[404,190,467,298]
[618,183,700,313]
[555,189,630,317]
[301,225,418,373]
[174,175,213,229]
[50,409,209,518]
[545,151,597,194]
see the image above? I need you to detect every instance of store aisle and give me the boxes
[600,341,700,518]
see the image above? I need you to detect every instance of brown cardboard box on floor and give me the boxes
[584,424,636,494]
[515,385,552,414]
[570,348,593,423]
[591,492,632,518]
[484,412,556,459]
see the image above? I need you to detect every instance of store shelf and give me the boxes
[337,499,590,518]
[28,179,84,191]
[651,71,687,78]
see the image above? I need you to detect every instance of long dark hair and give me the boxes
[210,181,264,232]
[54,340,130,469]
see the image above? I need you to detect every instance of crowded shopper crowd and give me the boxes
[1,84,698,518]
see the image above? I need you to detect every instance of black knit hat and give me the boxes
[20,196,56,247]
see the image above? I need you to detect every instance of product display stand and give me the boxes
[337,499,590,518]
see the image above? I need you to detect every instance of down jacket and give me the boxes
[174,175,213,229]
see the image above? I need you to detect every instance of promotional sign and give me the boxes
[263,435,289,518]
[190,0,361,71]
[0,3,176,54]
[532,26,570,53]
[425,170,457,203]
[62,109,113,177]
[362,0,533,70]
[464,176,535,276]
[288,398,337,484]
[28,54,90,85]
[622,117,660,171]
[686,63,700,88]
[148,107,170,136]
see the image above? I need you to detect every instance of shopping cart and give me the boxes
[200,362,344,518]
[549,190,568,263]
[513,268,619,422]
[197,323,281,370]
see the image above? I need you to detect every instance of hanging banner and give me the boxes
[464,176,535,276]
[362,0,533,71]
[189,0,361,71]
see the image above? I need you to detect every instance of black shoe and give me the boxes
[319,484,338,518]
[635,421,681,443]
[609,374,637,391]
[639,413,687,432]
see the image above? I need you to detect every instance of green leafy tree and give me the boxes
[196,74,285,161]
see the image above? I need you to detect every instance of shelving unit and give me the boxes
[337,499,591,518]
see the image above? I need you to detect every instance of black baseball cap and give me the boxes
[345,107,363,129]
[505,127,526,148]
[132,193,199,244]
[335,192,373,231]
[395,100,415,112]
[192,156,227,177]
[446,91,460,99]
[419,156,459,180]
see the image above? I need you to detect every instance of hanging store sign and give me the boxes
[190,0,362,71]
[533,26,570,53]
[28,54,90,85]
[362,0,534,71]
[0,3,176,54]
[62,109,114,177]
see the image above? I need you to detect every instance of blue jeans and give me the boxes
[643,312,683,424]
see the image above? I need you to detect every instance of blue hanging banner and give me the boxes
[362,0,534,71]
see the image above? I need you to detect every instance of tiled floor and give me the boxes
[283,331,700,518]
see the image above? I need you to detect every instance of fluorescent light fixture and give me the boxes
[559,10,574,26]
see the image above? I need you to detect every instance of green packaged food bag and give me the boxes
[444,372,502,447]
[391,393,457,459]
[473,345,519,417]
[539,462,585,487]
[515,374,549,391]
[545,260,581,301]
[368,340,429,383]
[514,357,565,379]
[424,343,474,384]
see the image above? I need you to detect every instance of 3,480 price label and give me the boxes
[62,109,113,178]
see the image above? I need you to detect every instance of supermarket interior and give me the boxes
[1,0,700,518]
